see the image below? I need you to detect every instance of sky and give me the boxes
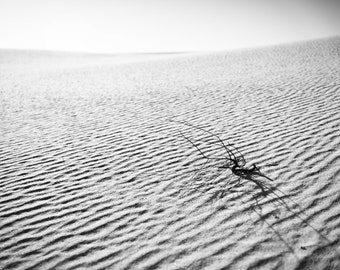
[0,0,339,54]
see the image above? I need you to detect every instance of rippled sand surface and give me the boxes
[1,37,340,270]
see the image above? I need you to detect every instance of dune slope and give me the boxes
[1,37,340,270]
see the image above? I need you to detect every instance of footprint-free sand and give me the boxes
[1,37,340,269]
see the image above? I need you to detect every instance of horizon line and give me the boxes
[0,35,338,56]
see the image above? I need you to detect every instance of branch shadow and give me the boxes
[179,163,336,261]
[171,119,338,262]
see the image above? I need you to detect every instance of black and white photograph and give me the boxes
[1,0,340,269]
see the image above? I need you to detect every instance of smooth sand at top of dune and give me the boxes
[1,37,340,270]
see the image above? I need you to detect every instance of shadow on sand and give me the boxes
[172,120,338,263]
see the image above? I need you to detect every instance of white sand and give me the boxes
[1,37,340,269]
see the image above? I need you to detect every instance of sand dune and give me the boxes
[1,37,340,269]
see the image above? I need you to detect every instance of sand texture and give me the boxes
[1,37,340,269]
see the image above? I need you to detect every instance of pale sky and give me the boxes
[0,0,339,53]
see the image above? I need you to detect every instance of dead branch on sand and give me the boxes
[171,119,273,194]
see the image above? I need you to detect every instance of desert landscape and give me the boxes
[1,36,340,269]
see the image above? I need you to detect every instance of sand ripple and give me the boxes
[1,37,340,269]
